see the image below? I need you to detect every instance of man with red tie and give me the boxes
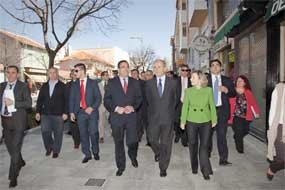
[104,60,142,176]
[69,63,102,163]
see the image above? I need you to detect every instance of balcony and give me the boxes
[189,0,208,27]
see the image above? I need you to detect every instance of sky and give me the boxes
[0,0,176,60]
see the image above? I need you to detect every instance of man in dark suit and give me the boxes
[104,60,142,176]
[0,65,32,188]
[131,69,147,143]
[65,69,80,148]
[207,59,236,166]
[36,67,68,158]
[175,64,191,146]
[145,59,178,177]
[69,63,102,163]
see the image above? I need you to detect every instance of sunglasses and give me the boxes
[181,69,189,72]
[74,69,80,73]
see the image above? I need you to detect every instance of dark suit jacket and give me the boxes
[207,74,236,121]
[103,76,142,126]
[145,77,178,126]
[36,80,68,115]
[175,77,192,122]
[69,78,102,118]
[0,80,32,129]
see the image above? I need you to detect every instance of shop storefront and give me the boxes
[235,19,267,140]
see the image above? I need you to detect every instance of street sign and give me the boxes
[192,35,211,53]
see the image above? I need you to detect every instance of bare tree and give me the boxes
[129,45,156,71]
[0,0,128,68]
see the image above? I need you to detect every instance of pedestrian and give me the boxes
[131,69,146,142]
[180,70,217,180]
[145,59,178,177]
[98,71,110,144]
[69,63,102,163]
[36,67,68,158]
[207,59,236,166]
[104,60,142,176]
[266,82,285,180]
[174,64,191,147]
[228,75,260,153]
[65,69,81,149]
[0,65,32,188]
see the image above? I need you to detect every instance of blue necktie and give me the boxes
[158,78,163,97]
[213,76,219,105]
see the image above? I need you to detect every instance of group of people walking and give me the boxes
[0,57,284,188]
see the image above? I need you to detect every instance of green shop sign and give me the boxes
[265,0,285,21]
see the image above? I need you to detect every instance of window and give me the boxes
[182,2,186,10]
[182,23,187,37]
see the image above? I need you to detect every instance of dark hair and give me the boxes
[235,75,251,90]
[209,59,222,67]
[101,71,108,77]
[74,63,86,73]
[131,69,139,73]
[117,60,129,68]
[6,65,19,73]
[180,64,189,69]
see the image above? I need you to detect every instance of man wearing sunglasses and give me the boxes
[69,63,102,164]
[175,64,191,147]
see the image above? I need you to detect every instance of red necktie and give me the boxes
[123,78,128,94]
[80,80,87,109]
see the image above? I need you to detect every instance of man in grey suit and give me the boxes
[69,63,102,163]
[104,60,142,176]
[145,59,178,177]
[0,65,32,188]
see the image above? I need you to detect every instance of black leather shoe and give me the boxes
[219,160,232,166]
[203,174,210,180]
[45,148,52,156]
[9,179,17,188]
[155,155,159,162]
[52,153,59,158]
[267,172,274,181]
[20,160,26,168]
[94,154,100,160]
[82,157,91,163]
[174,136,180,143]
[116,169,124,176]
[131,159,138,168]
[192,170,198,174]
[160,170,167,177]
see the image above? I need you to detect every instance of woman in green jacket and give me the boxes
[180,70,217,180]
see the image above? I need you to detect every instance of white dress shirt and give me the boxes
[269,85,285,126]
[181,76,188,102]
[211,74,222,106]
[1,81,16,117]
[157,75,166,95]
[119,76,128,88]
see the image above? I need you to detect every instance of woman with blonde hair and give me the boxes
[180,70,217,180]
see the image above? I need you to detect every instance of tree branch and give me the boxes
[0,3,41,24]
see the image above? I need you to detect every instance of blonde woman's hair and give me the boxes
[191,70,208,87]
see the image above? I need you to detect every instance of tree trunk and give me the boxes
[48,52,56,68]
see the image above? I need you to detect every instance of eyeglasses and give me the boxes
[181,69,189,72]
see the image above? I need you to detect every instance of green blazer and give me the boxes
[180,87,217,124]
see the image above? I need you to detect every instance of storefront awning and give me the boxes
[214,10,240,44]
[264,0,285,22]
[24,72,47,83]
